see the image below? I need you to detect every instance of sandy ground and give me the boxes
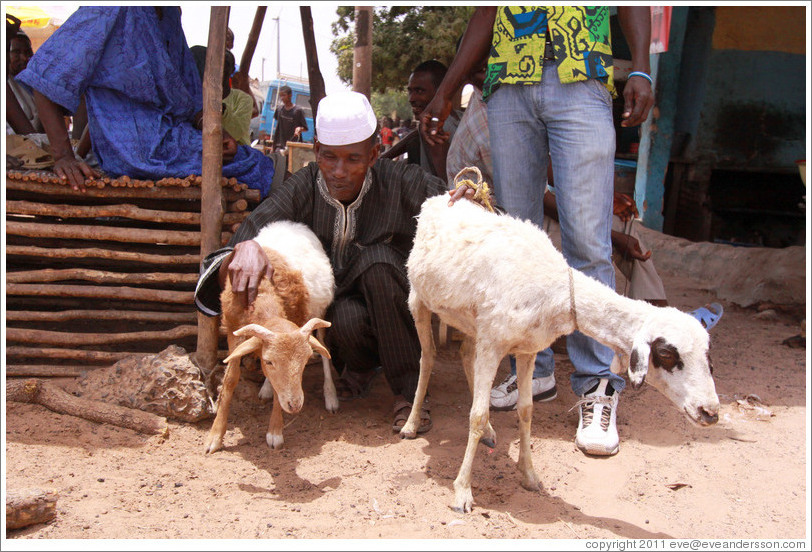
[3,270,809,545]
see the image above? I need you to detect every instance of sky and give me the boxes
[180,2,350,94]
[11,2,350,94]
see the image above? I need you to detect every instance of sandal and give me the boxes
[335,368,380,401]
[392,398,432,434]
[690,302,724,331]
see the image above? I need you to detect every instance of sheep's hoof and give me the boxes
[399,428,417,440]
[266,432,284,450]
[324,395,340,414]
[521,475,542,493]
[451,493,474,514]
[203,435,223,454]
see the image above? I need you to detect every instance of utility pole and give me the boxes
[352,6,372,99]
[261,57,265,81]
[273,15,280,78]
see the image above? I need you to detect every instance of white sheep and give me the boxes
[204,221,336,453]
[400,194,720,513]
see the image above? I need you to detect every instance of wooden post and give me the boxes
[352,6,373,99]
[196,7,230,377]
[300,6,327,120]
[238,7,267,77]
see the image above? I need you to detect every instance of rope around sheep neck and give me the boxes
[568,267,579,332]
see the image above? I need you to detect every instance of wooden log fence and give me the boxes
[6,170,254,369]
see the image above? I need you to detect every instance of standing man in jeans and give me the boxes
[420,6,654,456]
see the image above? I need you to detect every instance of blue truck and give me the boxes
[257,78,314,144]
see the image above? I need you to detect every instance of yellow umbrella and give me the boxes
[6,5,53,28]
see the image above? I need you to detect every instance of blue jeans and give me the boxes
[488,61,626,396]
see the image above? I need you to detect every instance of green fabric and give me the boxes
[222,88,253,146]
[483,6,615,100]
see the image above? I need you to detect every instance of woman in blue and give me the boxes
[17,6,274,197]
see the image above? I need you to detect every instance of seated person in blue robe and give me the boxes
[16,6,273,197]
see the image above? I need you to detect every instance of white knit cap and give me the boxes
[316,91,377,146]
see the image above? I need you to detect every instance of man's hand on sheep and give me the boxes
[448,166,496,212]
[446,184,478,207]
[219,240,275,309]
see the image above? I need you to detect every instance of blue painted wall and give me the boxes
[692,50,806,169]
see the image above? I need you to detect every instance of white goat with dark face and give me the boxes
[204,221,336,454]
[401,195,719,513]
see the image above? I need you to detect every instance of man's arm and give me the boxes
[617,6,654,127]
[420,7,496,146]
[6,83,36,135]
[293,107,307,139]
[34,90,99,191]
[194,165,316,314]
[612,231,652,262]
[424,136,451,182]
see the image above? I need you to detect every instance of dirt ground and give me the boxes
[3,269,809,544]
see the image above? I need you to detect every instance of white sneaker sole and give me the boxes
[575,439,619,456]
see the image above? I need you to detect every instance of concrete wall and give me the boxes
[638,225,806,308]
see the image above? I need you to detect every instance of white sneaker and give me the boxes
[574,379,619,456]
[490,373,557,411]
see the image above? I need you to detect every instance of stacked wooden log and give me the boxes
[6,170,260,378]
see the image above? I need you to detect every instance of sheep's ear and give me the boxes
[650,337,682,372]
[300,318,331,335]
[234,323,277,341]
[308,335,331,359]
[628,337,650,390]
[224,336,263,364]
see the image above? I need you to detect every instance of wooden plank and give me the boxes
[7,221,203,246]
[5,309,197,323]
[7,283,194,303]
[6,200,248,225]
[6,347,149,362]
[6,347,229,362]
[6,179,260,202]
[7,200,199,224]
[6,245,201,264]
[7,268,198,285]
[5,365,91,378]
[7,325,202,346]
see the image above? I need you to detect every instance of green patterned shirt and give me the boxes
[483,6,615,99]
